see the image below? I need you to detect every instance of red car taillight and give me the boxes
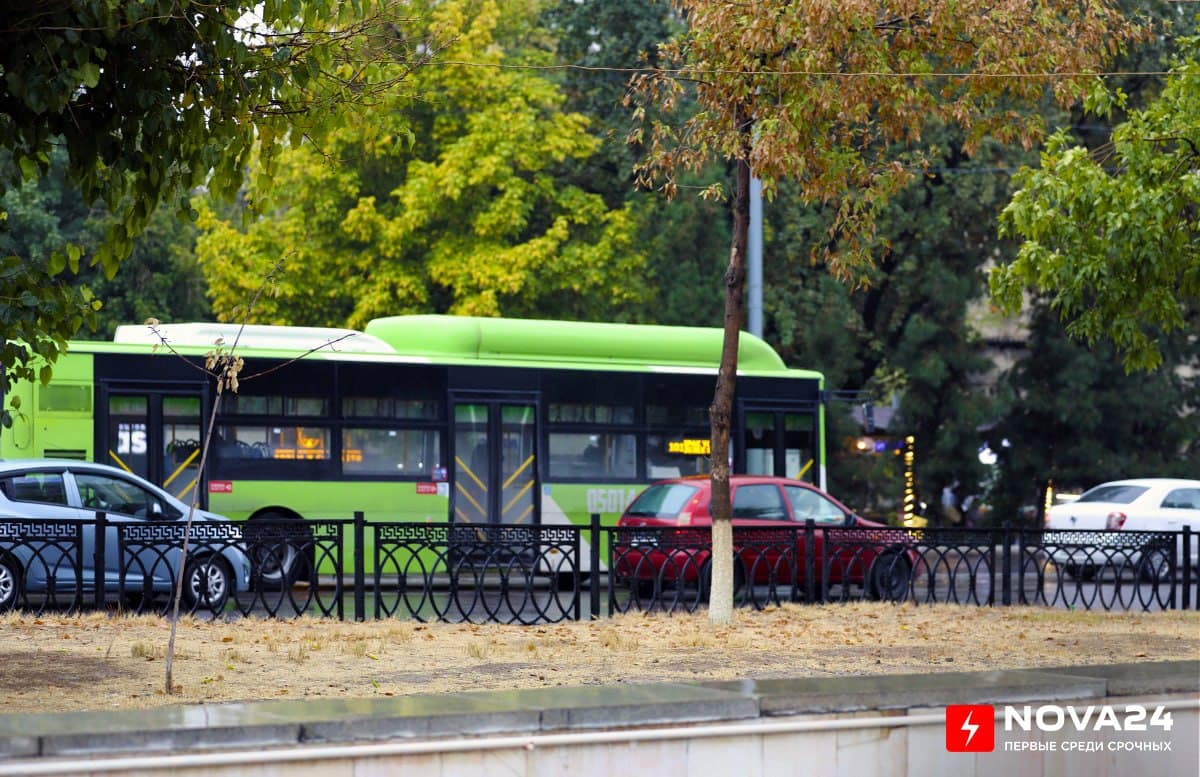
[1106,512,1127,530]
[676,494,704,525]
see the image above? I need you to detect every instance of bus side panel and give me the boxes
[540,482,641,573]
[208,480,451,575]
[1,353,95,461]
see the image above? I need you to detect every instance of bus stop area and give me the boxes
[0,660,1195,776]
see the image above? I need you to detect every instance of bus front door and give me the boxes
[103,392,205,506]
[741,407,819,484]
[452,401,537,525]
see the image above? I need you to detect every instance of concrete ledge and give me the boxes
[1027,660,1200,697]
[0,661,1195,761]
[300,682,758,743]
[702,669,1109,715]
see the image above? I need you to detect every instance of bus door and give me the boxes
[101,389,206,507]
[739,405,819,485]
[451,399,537,525]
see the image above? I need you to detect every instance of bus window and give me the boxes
[224,395,328,417]
[744,411,775,475]
[645,433,710,479]
[784,412,816,482]
[343,398,440,420]
[548,403,634,425]
[213,425,330,460]
[548,432,636,479]
[343,428,441,476]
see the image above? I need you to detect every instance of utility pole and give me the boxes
[748,175,763,337]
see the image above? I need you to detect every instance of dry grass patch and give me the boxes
[0,604,1194,714]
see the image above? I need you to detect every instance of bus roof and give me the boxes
[364,315,804,374]
[85,316,819,378]
[112,323,395,355]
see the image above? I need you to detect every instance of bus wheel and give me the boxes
[0,553,21,611]
[868,553,912,601]
[554,571,583,592]
[246,513,312,591]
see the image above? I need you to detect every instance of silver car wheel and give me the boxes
[0,560,15,608]
[187,559,230,608]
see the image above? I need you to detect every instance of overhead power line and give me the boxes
[426,60,1189,80]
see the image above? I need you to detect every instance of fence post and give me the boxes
[353,511,365,622]
[589,513,601,620]
[804,519,817,603]
[93,511,107,610]
[1001,522,1012,607]
[1183,526,1193,611]
[1015,526,1027,606]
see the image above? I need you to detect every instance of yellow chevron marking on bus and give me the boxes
[509,503,533,525]
[176,475,199,503]
[454,456,486,490]
[502,455,533,490]
[108,451,133,474]
[455,483,485,517]
[503,479,533,516]
[164,447,199,488]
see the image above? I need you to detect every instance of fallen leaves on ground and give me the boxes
[0,603,1196,714]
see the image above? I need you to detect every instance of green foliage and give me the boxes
[0,1,416,419]
[544,0,729,328]
[767,127,1022,515]
[1,148,210,338]
[196,0,646,326]
[630,0,1141,277]
[985,305,1199,521]
[994,33,1200,371]
[0,255,99,427]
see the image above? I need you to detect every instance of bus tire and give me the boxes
[246,513,312,591]
[868,552,912,601]
[554,571,584,592]
[1064,563,1097,582]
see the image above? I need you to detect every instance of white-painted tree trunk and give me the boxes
[708,517,734,624]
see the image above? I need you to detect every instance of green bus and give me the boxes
[2,315,825,572]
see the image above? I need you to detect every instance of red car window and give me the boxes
[731,484,787,520]
[784,484,848,525]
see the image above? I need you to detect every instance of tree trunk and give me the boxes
[709,113,752,625]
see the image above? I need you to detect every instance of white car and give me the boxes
[1045,478,1200,581]
[0,460,251,610]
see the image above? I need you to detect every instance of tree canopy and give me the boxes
[628,0,1142,623]
[629,0,1141,276]
[0,0,420,425]
[1,147,210,337]
[985,304,1199,521]
[196,0,646,326]
[993,32,1200,371]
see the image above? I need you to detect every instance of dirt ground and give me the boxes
[0,604,1196,715]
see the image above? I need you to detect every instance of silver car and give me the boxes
[1044,478,1200,581]
[0,460,251,610]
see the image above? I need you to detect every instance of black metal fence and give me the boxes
[0,513,1194,623]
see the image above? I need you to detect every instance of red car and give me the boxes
[614,475,913,601]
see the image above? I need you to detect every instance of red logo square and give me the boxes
[946,705,995,752]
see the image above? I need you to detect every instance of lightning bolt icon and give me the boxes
[960,710,980,747]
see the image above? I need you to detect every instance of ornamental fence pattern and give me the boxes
[0,513,1194,623]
